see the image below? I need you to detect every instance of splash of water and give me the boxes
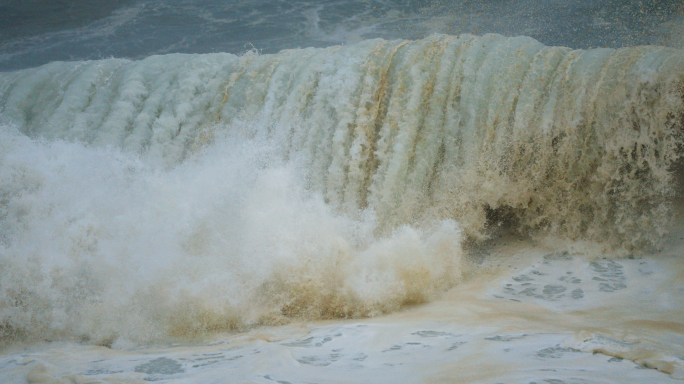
[0,126,463,345]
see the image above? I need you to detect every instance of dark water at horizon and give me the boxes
[0,0,681,71]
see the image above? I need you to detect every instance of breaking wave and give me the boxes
[0,34,683,345]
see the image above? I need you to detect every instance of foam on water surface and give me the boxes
[2,241,684,383]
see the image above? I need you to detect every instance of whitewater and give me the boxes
[1,30,684,383]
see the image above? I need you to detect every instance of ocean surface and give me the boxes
[1,1,684,383]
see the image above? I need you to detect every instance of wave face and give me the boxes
[1,34,683,344]
[3,33,683,245]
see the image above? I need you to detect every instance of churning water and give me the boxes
[1,1,684,383]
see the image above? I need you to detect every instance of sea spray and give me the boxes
[0,126,463,344]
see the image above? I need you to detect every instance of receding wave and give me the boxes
[0,34,683,345]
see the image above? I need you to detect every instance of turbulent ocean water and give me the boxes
[1,1,684,383]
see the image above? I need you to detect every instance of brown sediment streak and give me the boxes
[216,52,260,122]
[573,343,681,377]
[624,320,684,334]
[403,39,449,205]
[352,40,410,210]
[423,37,470,206]
[331,40,389,209]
